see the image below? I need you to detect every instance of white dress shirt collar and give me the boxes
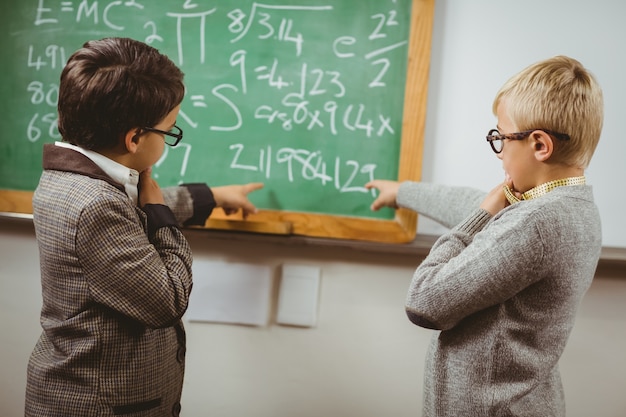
[54,141,139,205]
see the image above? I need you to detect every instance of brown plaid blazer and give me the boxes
[25,145,214,416]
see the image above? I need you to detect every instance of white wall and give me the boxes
[3,1,626,416]
[417,0,626,248]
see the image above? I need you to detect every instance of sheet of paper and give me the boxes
[185,260,273,326]
[276,264,321,327]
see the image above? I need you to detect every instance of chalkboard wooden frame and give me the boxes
[0,0,434,244]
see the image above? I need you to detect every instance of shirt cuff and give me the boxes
[142,204,179,237]
[181,183,215,226]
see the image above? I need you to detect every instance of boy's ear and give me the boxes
[124,128,142,153]
[531,130,554,162]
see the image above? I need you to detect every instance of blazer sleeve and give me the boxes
[76,192,193,328]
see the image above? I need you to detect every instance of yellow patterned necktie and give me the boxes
[503,176,586,205]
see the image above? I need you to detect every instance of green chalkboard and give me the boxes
[0,0,434,242]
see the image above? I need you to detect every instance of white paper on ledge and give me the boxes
[185,260,273,326]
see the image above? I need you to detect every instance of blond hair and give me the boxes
[493,56,603,168]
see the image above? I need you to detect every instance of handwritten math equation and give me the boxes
[24,0,411,196]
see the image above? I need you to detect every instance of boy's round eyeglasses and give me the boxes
[485,128,570,154]
[142,125,183,147]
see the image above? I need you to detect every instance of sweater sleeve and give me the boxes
[396,181,487,229]
[405,205,545,330]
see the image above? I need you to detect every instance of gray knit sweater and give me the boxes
[397,181,601,417]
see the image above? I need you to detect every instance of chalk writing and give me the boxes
[227,144,376,195]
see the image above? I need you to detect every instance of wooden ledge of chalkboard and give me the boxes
[201,208,418,243]
[0,190,33,214]
[199,218,293,236]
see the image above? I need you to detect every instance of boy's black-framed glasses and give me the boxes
[142,125,184,147]
[486,128,570,154]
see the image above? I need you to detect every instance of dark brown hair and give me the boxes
[58,37,185,150]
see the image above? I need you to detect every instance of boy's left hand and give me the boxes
[364,179,400,211]
[211,183,264,219]
[138,167,165,207]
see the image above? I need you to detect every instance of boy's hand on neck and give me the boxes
[480,179,517,216]
[138,168,165,207]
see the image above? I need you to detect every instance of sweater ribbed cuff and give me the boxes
[454,209,492,236]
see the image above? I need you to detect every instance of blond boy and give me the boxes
[367,56,603,416]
